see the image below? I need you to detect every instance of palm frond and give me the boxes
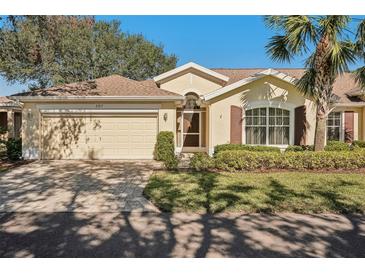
[284,16,318,54]
[353,66,365,89]
[319,16,350,41]
[296,68,317,99]
[265,35,293,63]
[356,19,365,47]
[327,40,357,74]
[263,16,286,30]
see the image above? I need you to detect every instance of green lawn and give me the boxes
[144,171,365,213]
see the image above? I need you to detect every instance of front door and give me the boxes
[177,109,206,149]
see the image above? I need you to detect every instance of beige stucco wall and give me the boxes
[160,72,223,96]
[21,101,176,159]
[332,106,364,141]
[208,75,315,151]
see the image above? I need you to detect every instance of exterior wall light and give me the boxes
[163,113,168,121]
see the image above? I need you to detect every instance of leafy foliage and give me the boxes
[5,138,22,161]
[214,150,365,171]
[214,144,280,154]
[154,131,178,170]
[353,140,365,148]
[0,16,177,89]
[189,152,215,171]
[324,140,351,151]
[285,145,314,152]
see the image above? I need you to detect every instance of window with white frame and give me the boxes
[245,107,290,145]
[326,112,341,141]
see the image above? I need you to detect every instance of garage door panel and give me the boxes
[42,114,157,159]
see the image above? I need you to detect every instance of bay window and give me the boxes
[245,107,290,145]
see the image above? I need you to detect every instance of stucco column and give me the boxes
[7,109,14,139]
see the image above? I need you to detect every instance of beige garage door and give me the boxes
[41,114,157,159]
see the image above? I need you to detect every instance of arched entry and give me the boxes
[176,92,206,151]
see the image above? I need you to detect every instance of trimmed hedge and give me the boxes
[189,152,215,171]
[325,140,351,151]
[214,144,280,154]
[285,145,314,152]
[214,150,365,171]
[154,131,178,170]
[353,140,365,148]
[190,150,365,171]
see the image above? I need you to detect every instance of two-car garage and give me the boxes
[41,113,158,160]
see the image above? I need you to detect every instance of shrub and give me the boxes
[214,150,365,171]
[214,144,280,154]
[353,140,365,148]
[164,155,179,170]
[6,138,22,161]
[190,152,215,171]
[285,145,314,152]
[154,131,175,161]
[154,131,179,170]
[325,140,350,151]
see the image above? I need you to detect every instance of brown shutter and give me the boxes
[230,105,242,144]
[294,105,307,145]
[344,111,354,143]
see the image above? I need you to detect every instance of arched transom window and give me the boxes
[245,107,290,145]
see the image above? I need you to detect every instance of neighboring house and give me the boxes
[0,96,22,140]
[11,62,365,160]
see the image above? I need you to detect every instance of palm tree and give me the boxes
[265,16,365,151]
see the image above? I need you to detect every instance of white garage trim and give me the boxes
[40,109,159,114]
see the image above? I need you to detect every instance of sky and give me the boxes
[0,15,364,96]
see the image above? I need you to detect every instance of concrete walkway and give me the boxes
[0,212,364,257]
[0,160,160,212]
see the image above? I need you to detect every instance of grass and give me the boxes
[144,171,365,214]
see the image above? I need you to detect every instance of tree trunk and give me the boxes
[314,110,327,151]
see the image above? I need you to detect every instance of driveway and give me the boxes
[0,212,364,257]
[0,160,160,212]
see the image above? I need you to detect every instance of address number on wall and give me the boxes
[95,104,104,108]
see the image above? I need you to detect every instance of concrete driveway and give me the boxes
[0,160,160,212]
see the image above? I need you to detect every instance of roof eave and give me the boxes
[153,62,229,84]
[11,95,185,102]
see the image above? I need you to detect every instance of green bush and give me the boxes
[214,150,365,171]
[214,144,280,154]
[6,138,22,161]
[285,145,314,152]
[353,140,365,148]
[325,140,350,151]
[189,152,215,171]
[154,131,175,161]
[154,131,179,170]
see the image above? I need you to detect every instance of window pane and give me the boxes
[276,109,282,116]
[269,108,275,116]
[283,110,290,116]
[283,127,289,144]
[283,117,289,125]
[246,109,252,116]
[327,127,340,141]
[326,112,341,141]
[276,117,282,125]
[201,112,206,147]
[253,108,259,116]
[260,108,266,116]
[176,111,182,147]
[246,127,253,144]
[183,113,199,133]
[183,134,199,147]
[246,117,252,125]
[260,117,266,125]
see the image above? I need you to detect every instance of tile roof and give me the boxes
[211,68,364,104]
[0,96,21,107]
[13,75,181,98]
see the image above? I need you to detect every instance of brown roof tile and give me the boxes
[212,68,364,104]
[13,75,181,98]
[0,96,21,107]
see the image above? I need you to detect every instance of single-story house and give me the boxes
[11,62,365,160]
[0,96,22,140]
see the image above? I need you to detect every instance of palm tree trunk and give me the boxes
[314,110,327,151]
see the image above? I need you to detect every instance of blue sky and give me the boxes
[1,15,364,96]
